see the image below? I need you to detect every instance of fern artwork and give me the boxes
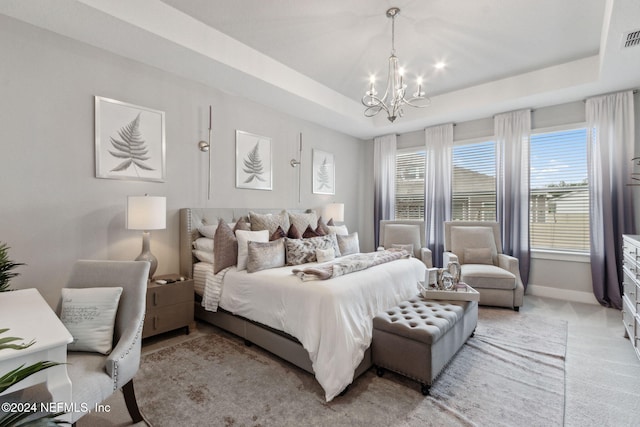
[236,130,272,190]
[312,149,335,194]
[95,96,166,182]
[108,113,154,174]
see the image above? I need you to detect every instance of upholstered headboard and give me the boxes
[179,208,312,278]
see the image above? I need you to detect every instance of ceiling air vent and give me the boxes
[622,29,640,48]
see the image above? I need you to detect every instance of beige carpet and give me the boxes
[136,308,567,426]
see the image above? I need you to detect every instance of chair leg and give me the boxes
[123,379,144,423]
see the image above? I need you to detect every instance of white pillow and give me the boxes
[316,247,336,263]
[60,287,123,354]
[193,237,214,251]
[193,249,214,264]
[198,223,218,238]
[235,229,269,270]
[327,225,349,236]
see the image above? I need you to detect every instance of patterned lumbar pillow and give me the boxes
[391,243,414,257]
[60,287,123,354]
[247,239,286,273]
[284,234,341,265]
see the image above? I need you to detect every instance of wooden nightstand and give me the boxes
[142,274,194,339]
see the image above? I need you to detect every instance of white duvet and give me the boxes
[213,256,426,402]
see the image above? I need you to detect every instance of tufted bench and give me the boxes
[372,297,478,395]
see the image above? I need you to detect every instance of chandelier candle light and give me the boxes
[362,7,430,122]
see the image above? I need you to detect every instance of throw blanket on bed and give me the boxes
[292,249,410,281]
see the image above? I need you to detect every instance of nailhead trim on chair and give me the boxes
[112,317,145,391]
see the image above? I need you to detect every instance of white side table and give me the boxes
[0,288,73,423]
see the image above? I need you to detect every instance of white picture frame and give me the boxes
[95,96,166,182]
[235,130,272,190]
[312,149,335,195]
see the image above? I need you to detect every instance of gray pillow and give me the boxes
[338,232,360,256]
[213,219,237,274]
[247,239,286,273]
[250,210,290,235]
[464,247,494,265]
[288,211,318,235]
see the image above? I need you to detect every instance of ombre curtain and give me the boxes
[495,109,531,287]
[586,91,635,309]
[425,124,453,267]
[373,134,397,247]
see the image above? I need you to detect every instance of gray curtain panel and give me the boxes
[586,91,636,309]
[495,109,531,287]
[373,134,397,247]
[424,123,453,267]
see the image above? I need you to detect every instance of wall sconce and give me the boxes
[198,106,212,199]
[127,194,166,279]
[290,132,303,202]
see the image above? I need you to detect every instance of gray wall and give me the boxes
[0,16,370,307]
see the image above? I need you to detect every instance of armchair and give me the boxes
[443,221,524,311]
[379,220,433,268]
[62,260,149,424]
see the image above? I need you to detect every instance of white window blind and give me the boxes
[395,149,425,220]
[530,128,589,251]
[452,141,496,221]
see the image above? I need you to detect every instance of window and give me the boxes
[452,140,496,221]
[395,149,425,220]
[529,128,589,252]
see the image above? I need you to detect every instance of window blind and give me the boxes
[529,128,589,251]
[395,149,425,220]
[452,141,496,221]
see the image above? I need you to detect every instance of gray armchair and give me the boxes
[379,220,433,268]
[62,260,149,424]
[443,221,524,311]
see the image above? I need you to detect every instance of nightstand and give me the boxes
[142,274,194,339]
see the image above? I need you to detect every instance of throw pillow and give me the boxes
[192,237,214,251]
[193,249,214,264]
[249,210,290,235]
[60,287,123,354]
[316,216,330,235]
[284,234,340,265]
[302,225,321,238]
[234,217,251,231]
[464,247,494,265]
[270,226,286,241]
[236,229,270,270]
[197,223,218,239]
[450,226,498,264]
[316,247,335,263]
[246,239,286,273]
[287,223,302,239]
[338,232,360,256]
[288,212,319,235]
[327,225,349,236]
[327,218,335,226]
[213,219,238,274]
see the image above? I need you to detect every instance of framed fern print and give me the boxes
[312,149,335,195]
[95,96,166,182]
[236,130,272,190]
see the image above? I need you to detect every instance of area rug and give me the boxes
[136,308,567,426]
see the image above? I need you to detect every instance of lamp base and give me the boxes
[136,231,158,279]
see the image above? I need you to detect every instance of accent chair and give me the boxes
[379,220,433,268]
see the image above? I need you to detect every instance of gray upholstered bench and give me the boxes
[372,297,478,395]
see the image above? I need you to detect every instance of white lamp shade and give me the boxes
[127,196,166,230]
[323,203,344,222]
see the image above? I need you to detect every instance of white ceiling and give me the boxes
[1,0,639,139]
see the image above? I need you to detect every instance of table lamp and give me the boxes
[323,203,344,223]
[127,195,166,279]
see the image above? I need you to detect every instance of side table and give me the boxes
[142,274,194,339]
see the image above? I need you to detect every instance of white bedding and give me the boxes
[209,256,426,402]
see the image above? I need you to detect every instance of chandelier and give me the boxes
[362,7,430,122]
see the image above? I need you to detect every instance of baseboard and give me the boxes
[527,284,599,305]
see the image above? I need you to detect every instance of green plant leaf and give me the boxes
[0,361,61,393]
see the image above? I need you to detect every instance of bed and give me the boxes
[179,208,426,401]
